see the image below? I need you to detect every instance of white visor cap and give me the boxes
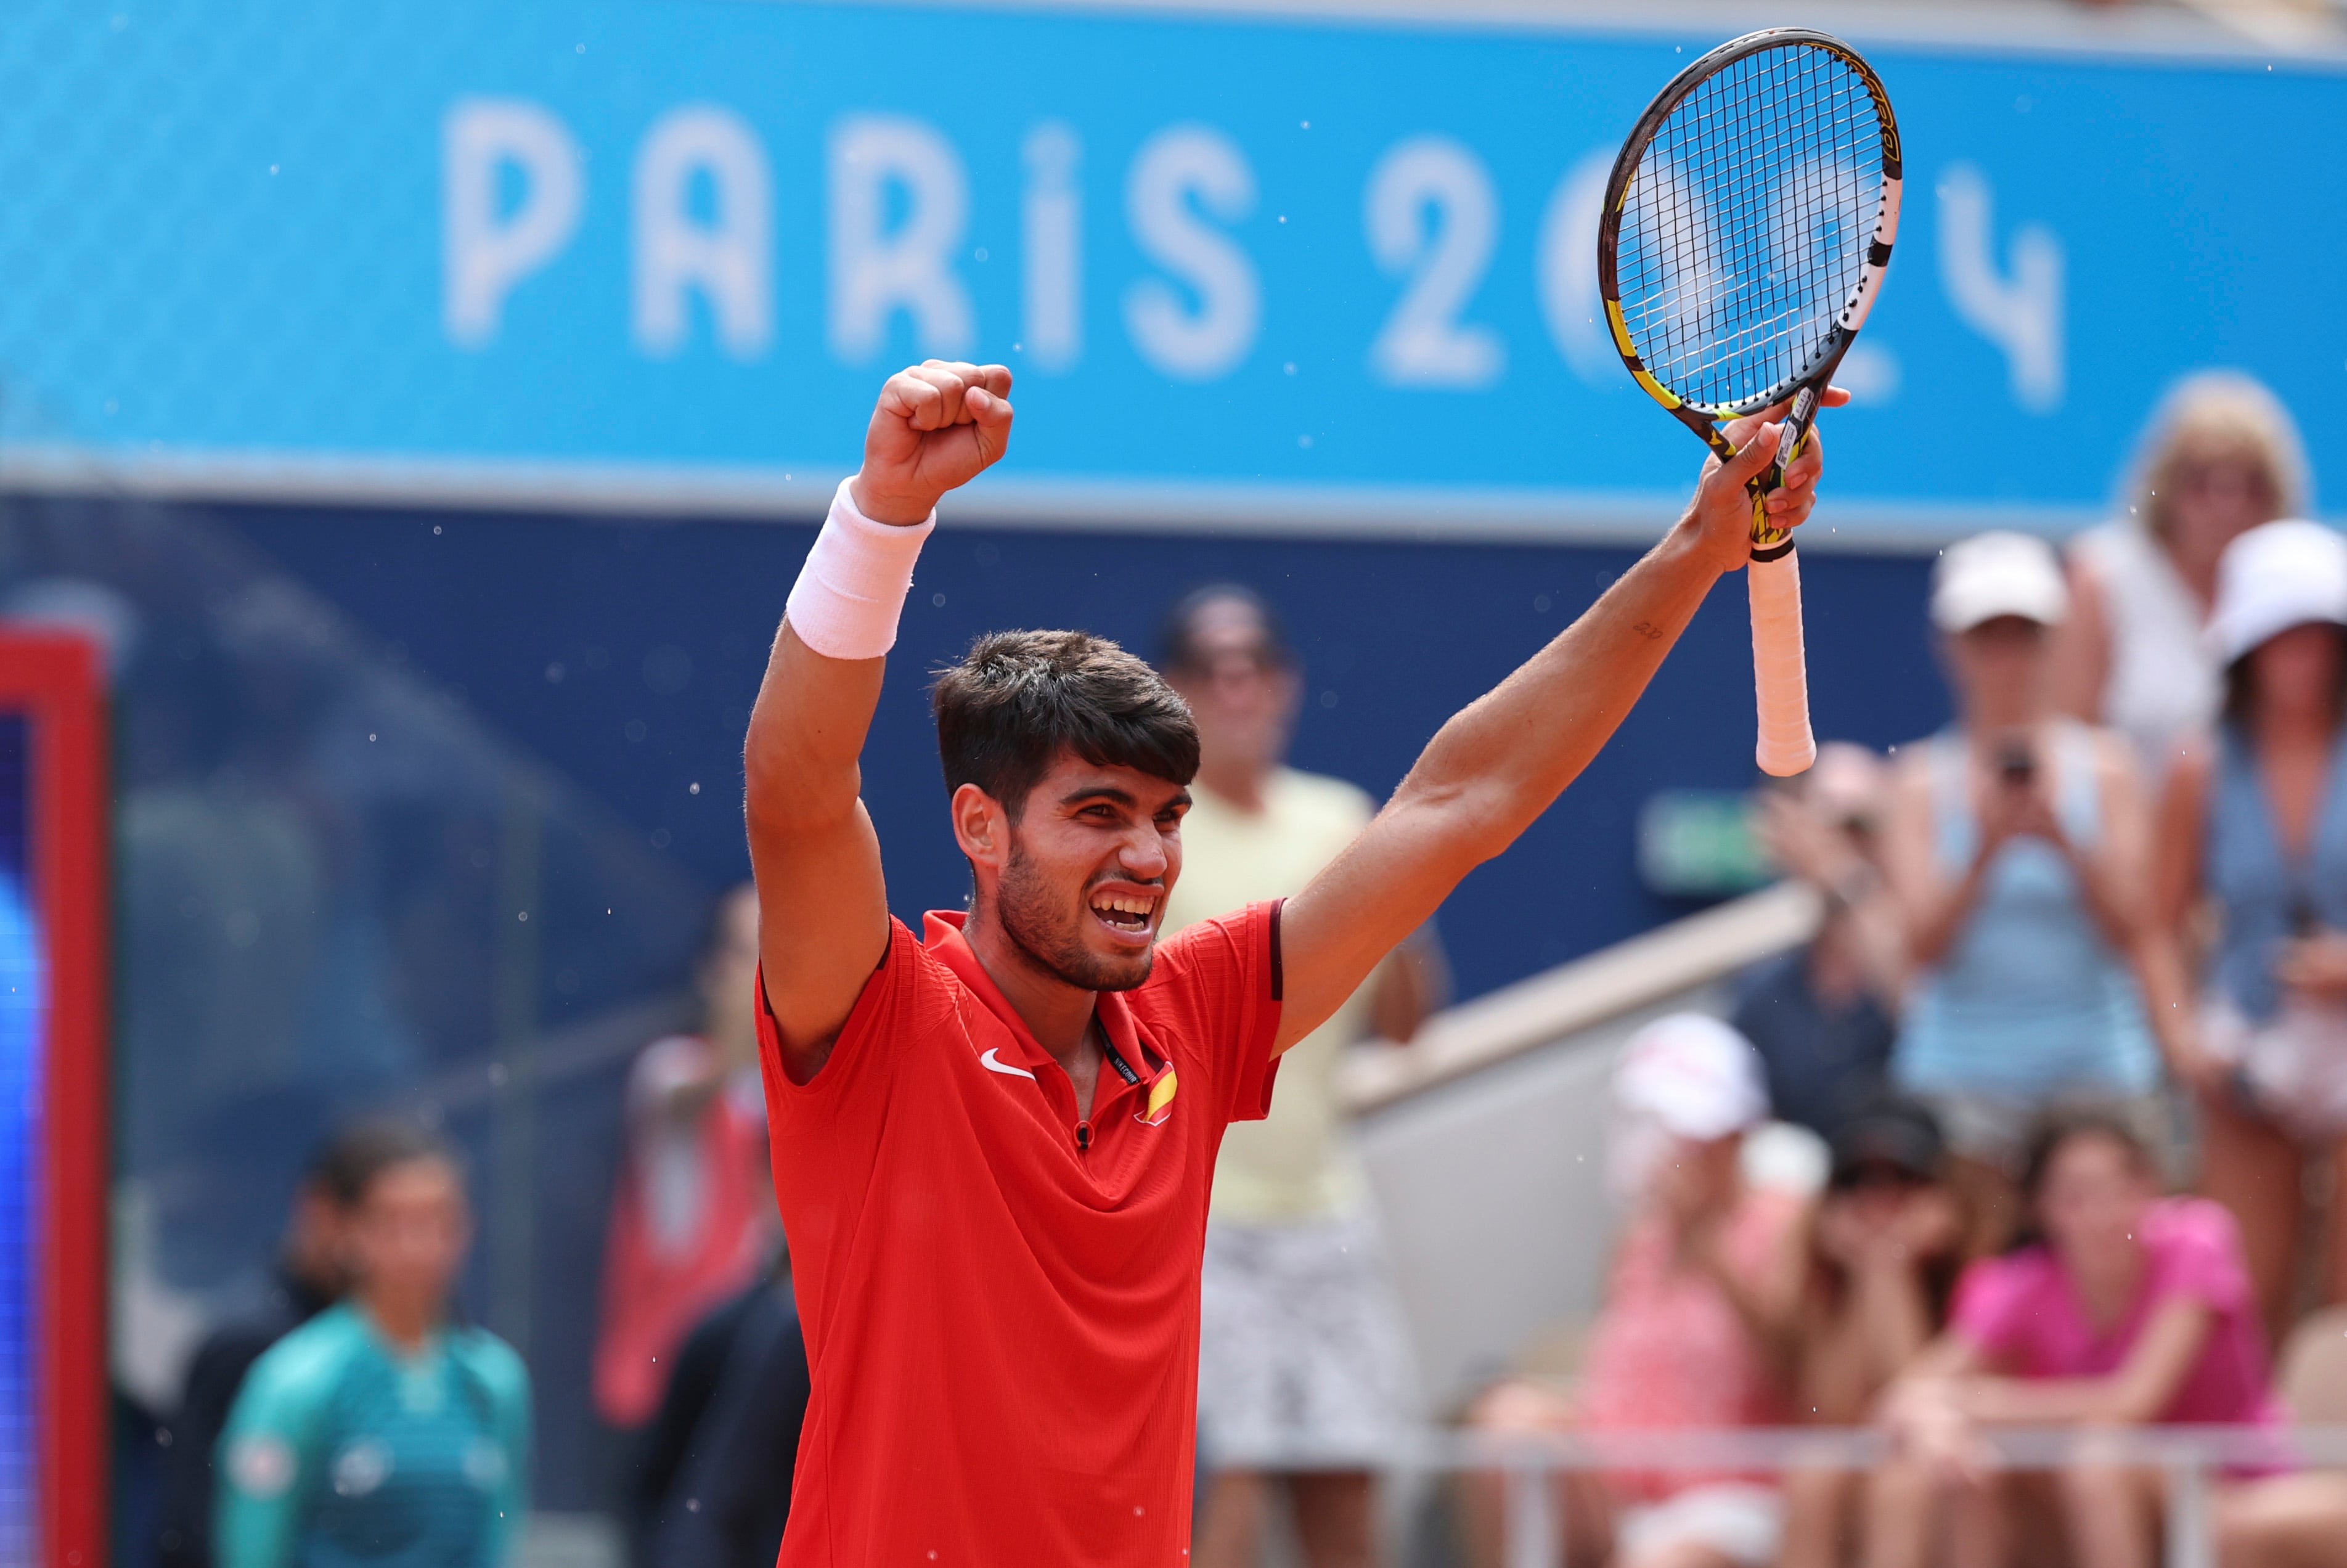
[1612,1013,1769,1141]
[1930,531,2071,634]
[2208,519,2347,666]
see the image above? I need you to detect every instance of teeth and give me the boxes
[1091,893,1156,917]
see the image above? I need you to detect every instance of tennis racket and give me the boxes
[1597,28,1902,777]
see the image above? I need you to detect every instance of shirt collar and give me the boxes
[922,911,1162,1090]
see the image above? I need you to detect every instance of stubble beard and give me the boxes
[995,839,1155,994]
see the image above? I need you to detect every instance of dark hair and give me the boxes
[2220,623,2347,728]
[932,630,1199,818]
[305,1119,459,1209]
[1810,1096,1965,1328]
[1827,1095,1947,1190]
[2019,1107,2153,1203]
[1158,584,1294,675]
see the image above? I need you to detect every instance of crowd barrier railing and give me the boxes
[1392,1424,2347,1568]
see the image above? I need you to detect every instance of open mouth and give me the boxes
[1087,889,1159,937]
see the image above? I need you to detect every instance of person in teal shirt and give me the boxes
[216,1122,530,1568]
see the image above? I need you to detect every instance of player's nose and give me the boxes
[1116,826,1169,879]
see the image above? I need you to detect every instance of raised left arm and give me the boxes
[1275,396,1839,1051]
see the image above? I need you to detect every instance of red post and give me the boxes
[0,633,111,1568]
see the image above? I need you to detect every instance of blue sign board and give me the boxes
[1,0,2341,541]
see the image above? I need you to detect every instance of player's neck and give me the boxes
[963,908,1101,1067]
[361,1289,440,1356]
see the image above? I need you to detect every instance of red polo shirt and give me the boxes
[757,902,1284,1567]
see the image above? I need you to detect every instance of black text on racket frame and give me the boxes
[1596,27,1903,777]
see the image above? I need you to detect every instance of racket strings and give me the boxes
[1630,59,1876,399]
[1643,58,1874,393]
[1644,50,1877,367]
[1617,43,1884,410]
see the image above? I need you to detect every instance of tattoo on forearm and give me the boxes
[1631,621,1664,640]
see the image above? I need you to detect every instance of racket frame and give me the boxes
[1595,26,1904,556]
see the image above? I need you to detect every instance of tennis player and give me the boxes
[747,360,1836,1564]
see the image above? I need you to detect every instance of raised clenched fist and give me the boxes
[849,361,1015,526]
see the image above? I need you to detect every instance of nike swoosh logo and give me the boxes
[978,1047,1036,1081]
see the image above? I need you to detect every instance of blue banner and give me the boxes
[1,1,2340,541]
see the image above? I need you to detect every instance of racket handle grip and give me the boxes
[1749,549,1816,777]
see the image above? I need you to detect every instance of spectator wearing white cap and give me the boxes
[1458,1015,1805,1568]
[2050,371,2308,777]
[1880,532,2165,1256]
[2147,518,2347,1341]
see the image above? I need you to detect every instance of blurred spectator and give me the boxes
[592,884,771,1434]
[158,1126,416,1568]
[214,1123,529,1568]
[1459,1015,1802,1568]
[1155,584,1447,1568]
[2052,371,2308,775]
[1778,1098,1965,1568]
[2149,519,2347,1341]
[631,1249,807,1568]
[1877,1111,2347,1568]
[1733,743,1908,1141]
[1883,532,2165,1254]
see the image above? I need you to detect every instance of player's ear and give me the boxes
[949,782,1009,867]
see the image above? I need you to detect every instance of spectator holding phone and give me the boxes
[2147,519,2347,1341]
[1882,533,2165,1255]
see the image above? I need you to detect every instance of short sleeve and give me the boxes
[2148,1198,2255,1317]
[1949,1252,2043,1365]
[1141,899,1285,1127]
[213,1331,338,1568]
[467,1335,533,1568]
[755,917,951,1111]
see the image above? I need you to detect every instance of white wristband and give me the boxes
[783,478,935,659]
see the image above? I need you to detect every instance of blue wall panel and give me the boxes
[221,504,1948,1000]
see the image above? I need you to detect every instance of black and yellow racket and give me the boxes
[1597,28,1902,776]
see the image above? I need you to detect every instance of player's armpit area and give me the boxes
[756,918,936,1093]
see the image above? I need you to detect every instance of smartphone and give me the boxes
[1996,738,2035,788]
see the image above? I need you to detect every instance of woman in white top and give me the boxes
[2051,371,2308,777]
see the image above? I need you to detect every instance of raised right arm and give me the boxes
[746,362,1013,1082]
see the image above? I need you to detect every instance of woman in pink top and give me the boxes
[1459,1016,1805,1568]
[1879,1112,2347,1568]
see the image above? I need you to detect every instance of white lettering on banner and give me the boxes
[828,115,976,363]
[1937,162,2064,413]
[1123,126,1259,382]
[442,99,585,348]
[1365,136,1505,390]
[1537,150,1620,388]
[1022,123,1084,374]
[632,106,773,361]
